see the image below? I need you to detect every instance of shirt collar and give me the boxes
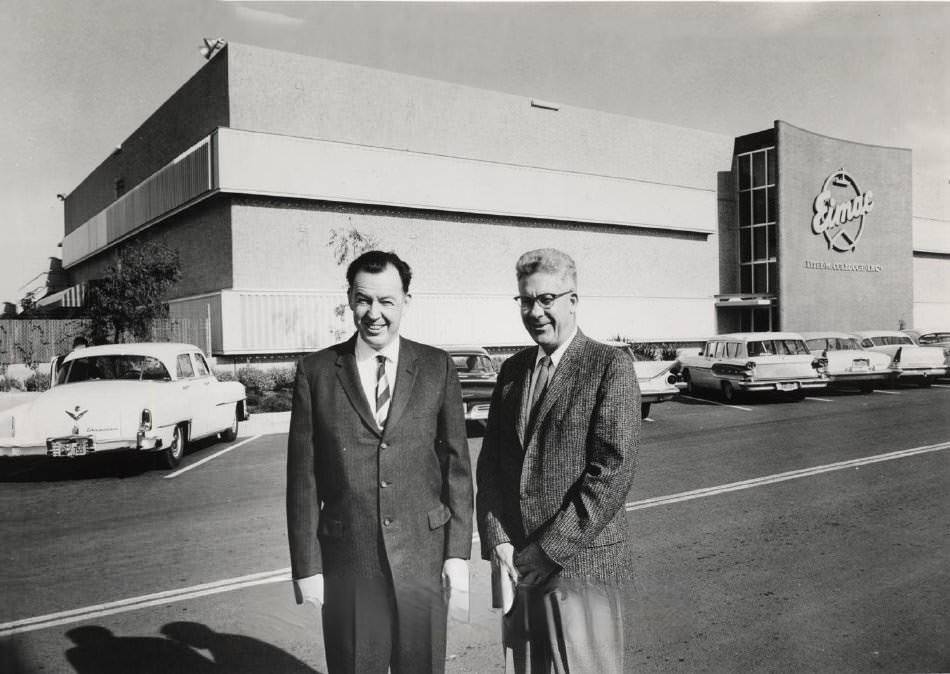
[535,327,578,370]
[355,333,400,364]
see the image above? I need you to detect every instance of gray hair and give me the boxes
[515,248,578,287]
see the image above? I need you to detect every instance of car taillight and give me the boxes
[139,409,152,432]
[666,373,678,385]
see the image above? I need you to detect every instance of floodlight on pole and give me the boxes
[200,38,227,60]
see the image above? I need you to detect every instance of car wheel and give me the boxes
[721,381,736,402]
[220,407,239,442]
[683,370,695,395]
[640,403,651,420]
[918,376,932,388]
[161,424,186,469]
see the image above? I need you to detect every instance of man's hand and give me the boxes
[295,573,324,607]
[492,542,519,585]
[514,541,559,586]
[442,557,469,594]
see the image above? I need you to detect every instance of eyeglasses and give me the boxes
[513,290,575,310]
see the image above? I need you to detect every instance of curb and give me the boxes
[238,411,291,438]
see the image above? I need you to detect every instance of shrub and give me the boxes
[257,389,294,413]
[0,377,25,392]
[214,369,236,382]
[236,366,277,394]
[25,372,51,392]
[628,342,658,361]
[271,366,297,391]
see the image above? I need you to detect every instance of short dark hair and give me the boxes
[72,336,88,348]
[346,250,412,293]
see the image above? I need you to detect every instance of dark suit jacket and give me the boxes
[476,330,640,581]
[286,335,473,593]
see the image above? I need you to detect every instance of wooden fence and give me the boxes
[0,318,211,366]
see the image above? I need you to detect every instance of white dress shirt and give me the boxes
[528,327,578,404]
[355,334,400,426]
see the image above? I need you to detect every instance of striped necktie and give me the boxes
[375,355,391,428]
[530,356,551,412]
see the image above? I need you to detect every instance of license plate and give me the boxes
[47,437,94,457]
[776,382,798,392]
[851,359,869,371]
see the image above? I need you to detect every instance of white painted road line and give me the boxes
[933,384,950,389]
[625,441,950,512]
[164,434,263,479]
[0,569,291,637]
[805,397,834,402]
[678,394,752,412]
[7,440,948,637]
[873,389,902,395]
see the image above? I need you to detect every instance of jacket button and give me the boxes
[380,480,391,488]
[383,517,393,526]
[380,442,389,450]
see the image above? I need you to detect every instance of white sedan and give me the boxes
[607,342,684,419]
[853,330,947,387]
[801,332,893,393]
[0,342,248,468]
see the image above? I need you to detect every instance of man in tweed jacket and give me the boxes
[476,248,640,673]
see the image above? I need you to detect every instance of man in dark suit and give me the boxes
[286,250,473,674]
[476,248,640,673]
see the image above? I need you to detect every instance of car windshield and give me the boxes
[919,333,950,344]
[57,355,171,385]
[869,336,914,346]
[451,354,494,374]
[746,339,810,356]
[808,337,863,351]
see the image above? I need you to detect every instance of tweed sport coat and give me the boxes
[476,330,640,581]
[286,335,473,592]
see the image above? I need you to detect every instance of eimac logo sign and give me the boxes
[811,169,874,252]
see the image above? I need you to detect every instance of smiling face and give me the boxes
[348,264,409,350]
[518,271,577,354]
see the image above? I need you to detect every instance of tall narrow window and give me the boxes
[736,147,777,294]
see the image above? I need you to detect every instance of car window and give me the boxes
[59,355,170,383]
[919,332,950,344]
[805,338,825,351]
[862,338,874,348]
[747,341,770,356]
[702,343,713,357]
[177,354,196,379]
[193,353,210,377]
[451,354,494,373]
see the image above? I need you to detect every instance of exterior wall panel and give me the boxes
[776,122,914,332]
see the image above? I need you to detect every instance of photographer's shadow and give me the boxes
[65,623,320,674]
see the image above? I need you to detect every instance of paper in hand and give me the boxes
[447,568,470,623]
[491,558,516,614]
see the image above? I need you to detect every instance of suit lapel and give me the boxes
[515,348,537,447]
[526,331,587,442]
[334,336,382,436]
[382,339,418,433]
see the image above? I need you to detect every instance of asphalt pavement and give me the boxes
[1,382,948,673]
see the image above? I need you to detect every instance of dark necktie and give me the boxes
[375,355,391,427]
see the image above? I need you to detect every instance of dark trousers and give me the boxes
[503,576,624,674]
[322,575,448,674]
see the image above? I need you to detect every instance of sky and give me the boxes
[1,1,947,307]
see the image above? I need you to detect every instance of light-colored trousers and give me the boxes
[502,576,624,674]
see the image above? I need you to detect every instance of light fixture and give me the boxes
[56,193,66,201]
[200,38,227,60]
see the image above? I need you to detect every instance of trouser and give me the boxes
[503,576,624,674]
[322,575,447,674]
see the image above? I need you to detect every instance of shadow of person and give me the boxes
[65,625,215,674]
[161,621,320,674]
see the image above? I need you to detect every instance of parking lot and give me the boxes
[1,381,948,673]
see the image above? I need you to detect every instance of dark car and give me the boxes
[442,345,497,421]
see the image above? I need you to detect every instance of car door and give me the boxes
[175,352,207,438]
[693,341,718,388]
[192,351,229,433]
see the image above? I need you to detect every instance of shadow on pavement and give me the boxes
[57,623,321,674]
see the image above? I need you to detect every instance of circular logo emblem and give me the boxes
[811,169,873,253]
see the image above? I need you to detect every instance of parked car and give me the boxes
[800,331,893,393]
[442,345,497,421]
[0,342,248,468]
[606,341,684,419]
[901,329,950,367]
[677,332,827,402]
[853,330,947,386]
